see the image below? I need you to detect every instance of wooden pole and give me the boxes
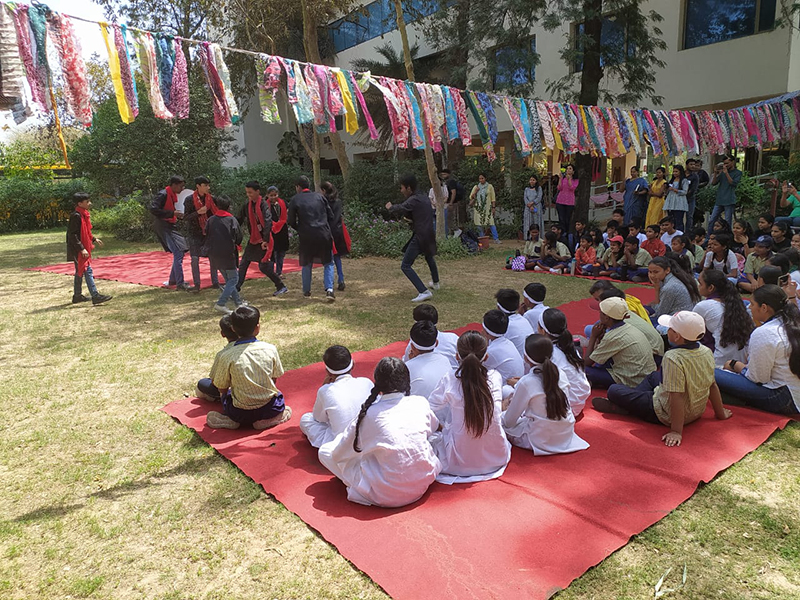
[392,0,447,239]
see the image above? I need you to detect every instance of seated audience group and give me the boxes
[194,239,800,506]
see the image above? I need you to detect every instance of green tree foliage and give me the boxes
[94,0,221,38]
[70,70,234,196]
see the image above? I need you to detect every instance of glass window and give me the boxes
[573,18,632,72]
[493,37,536,90]
[328,0,441,52]
[684,0,776,50]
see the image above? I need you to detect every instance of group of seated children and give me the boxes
[196,269,800,508]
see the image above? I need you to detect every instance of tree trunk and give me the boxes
[573,0,604,228]
[446,0,470,170]
[299,0,351,181]
[393,0,448,240]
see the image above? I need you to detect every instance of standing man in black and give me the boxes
[182,176,220,292]
[236,181,288,297]
[150,175,189,290]
[385,173,439,303]
[288,176,336,302]
[440,168,465,234]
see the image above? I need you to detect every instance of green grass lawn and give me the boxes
[2,229,800,599]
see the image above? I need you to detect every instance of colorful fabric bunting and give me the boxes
[48,14,91,127]
[115,25,139,120]
[212,44,239,124]
[168,38,189,119]
[198,41,228,127]
[256,54,281,124]
[100,22,134,124]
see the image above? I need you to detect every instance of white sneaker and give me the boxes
[453,228,462,238]
[427,281,440,290]
[412,290,433,303]
[549,268,561,274]
[214,303,232,315]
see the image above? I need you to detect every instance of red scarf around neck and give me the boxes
[164,186,178,224]
[248,196,266,245]
[193,191,217,234]
[215,210,233,218]
[76,206,94,276]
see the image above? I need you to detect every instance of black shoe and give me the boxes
[326,289,335,303]
[337,282,345,291]
[303,292,312,299]
[188,286,201,294]
[273,286,288,296]
[72,295,91,304]
[92,294,112,305]
[176,283,192,292]
[211,283,221,290]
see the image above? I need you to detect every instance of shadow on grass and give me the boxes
[10,455,216,524]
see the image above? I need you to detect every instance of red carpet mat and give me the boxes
[163,291,790,599]
[504,268,654,286]
[29,251,310,289]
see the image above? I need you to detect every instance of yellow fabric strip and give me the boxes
[100,22,133,124]
[334,69,358,135]
[48,82,70,168]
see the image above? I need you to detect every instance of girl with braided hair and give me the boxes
[318,357,441,507]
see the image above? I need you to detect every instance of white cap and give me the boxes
[657,311,706,342]
[598,297,629,321]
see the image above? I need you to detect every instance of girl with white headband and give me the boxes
[520,282,549,331]
[502,335,589,455]
[406,320,453,399]
[299,345,374,448]
[537,308,591,416]
[495,288,534,359]
[318,357,441,507]
[428,331,512,484]
[482,310,525,397]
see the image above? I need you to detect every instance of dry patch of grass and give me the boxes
[1,230,799,599]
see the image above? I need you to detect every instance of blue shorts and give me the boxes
[222,392,285,425]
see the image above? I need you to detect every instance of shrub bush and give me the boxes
[696,173,768,216]
[91,194,158,242]
[0,178,94,233]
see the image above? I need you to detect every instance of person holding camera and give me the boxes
[776,181,800,228]
[708,156,742,236]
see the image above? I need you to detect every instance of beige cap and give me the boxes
[657,311,706,341]
[598,297,629,320]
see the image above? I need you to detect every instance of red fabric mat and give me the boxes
[504,268,653,286]
[29,251,310,289]
[163,294,789,599]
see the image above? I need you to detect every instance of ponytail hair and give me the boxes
[540,308,583,371]
[653,253,701,303]
[700,269,753,350]
[455,331,494,438]
[353,357,410,452]
[525,335,568,420]
[753,285,800,378]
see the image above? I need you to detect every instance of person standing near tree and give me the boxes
[684,159,700,231]
[386,173,440,303]
[469,173,499,243]
[266,186,289,277]
[555,165,578,235]
[150,175,190,291]
[708,156,742,236]
[523,175,544,240]
[623,166,649,225]
[183,176,220,293]
[321,181,349,292]
[236,181,287,297]
[440,169,465,234]
[663,165,690,233]
[289,176,336,302]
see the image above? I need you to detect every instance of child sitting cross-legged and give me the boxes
[533,231,571,274]
[405,320,453,399]
[318,357,441,507]
[198,305,292,430]
[195,316,239,400]
[502,334,590,455]
[641,224,667,259]
[300,345,374,448]
[402,303,459,369]
[482,309,525,398]
[612,236,652,282]
[591,235,624,277]
[593,311,732,447]
[522,224,543,267]
[574,234,597,275]
[520,282,549,331]
[537,308,591,415]
[427,331,512,482]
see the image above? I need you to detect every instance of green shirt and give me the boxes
[627,247,652,267]
[788,194,800,218]
[653,345,715,426]
[627,313,665,357]
[524,239,542,258]
[693,244,706,266]
[589,323,657,387]
[715,169,742,207]
[601,247,622,267]
[743,252,770,276]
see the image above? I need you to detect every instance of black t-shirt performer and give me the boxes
[150,175,189,290]
[236,181,288,297]
[288,176,336,302]
[385,173,440,303]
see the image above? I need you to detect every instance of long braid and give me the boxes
[353,388,380,453]
[353,357,410,452]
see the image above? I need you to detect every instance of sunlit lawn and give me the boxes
[1,229,799,599]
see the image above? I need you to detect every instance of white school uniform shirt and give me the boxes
[317,392,441,507]
[505,313,535,358]
[484,336,525,383]
[402,330,459,369]
[406,351,452,399]
[551,346,591,415]
[703,250,738,274]
[299,374,374,448]
[502,368,589,456]
[636,232,647,245]
[427,369,511,483]
[660,230,683,246]
[693,299,748,368]
[744,318,800,411]
[522,303,549,332]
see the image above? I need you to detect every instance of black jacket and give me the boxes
[150,189,177,251]
[182,193,216,241]
[288,190,334,266]
[66,210,95,262]
[203,214,242,271]
[238,198,272,246]
[325,193,348,256]
[388,192,437,256]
